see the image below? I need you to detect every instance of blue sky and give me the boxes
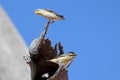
[0,0,120,80]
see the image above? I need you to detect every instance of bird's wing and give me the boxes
[44,9,55,13]
[44,9,65,20]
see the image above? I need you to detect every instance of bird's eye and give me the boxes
[35,9,39,12]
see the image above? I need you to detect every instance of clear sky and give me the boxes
[0,0,120,80]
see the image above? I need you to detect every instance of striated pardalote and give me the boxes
[35,9,65,22]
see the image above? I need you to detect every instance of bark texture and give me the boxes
[26,21,68,80]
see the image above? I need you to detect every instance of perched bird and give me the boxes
[34,9,65,22]
[29,51,76,80]
[40,52,76,79]
[49,52,76,70]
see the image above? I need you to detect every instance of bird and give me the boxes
[33,52,76,80]
[41,52,76,79]
[48,52,76,70]
[34,9,65,23]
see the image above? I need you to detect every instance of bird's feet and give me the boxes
[48,20,55,24]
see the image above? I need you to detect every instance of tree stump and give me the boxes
[23,21,69,80]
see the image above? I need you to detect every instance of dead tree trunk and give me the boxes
[24,21,69,80]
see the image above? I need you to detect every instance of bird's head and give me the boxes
[34,9,42,15]
[59,52,76,63]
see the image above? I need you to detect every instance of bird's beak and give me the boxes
[34,11,37,14]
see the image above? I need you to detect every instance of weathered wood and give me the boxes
[29,38,68,80]
[26,21,68,80]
